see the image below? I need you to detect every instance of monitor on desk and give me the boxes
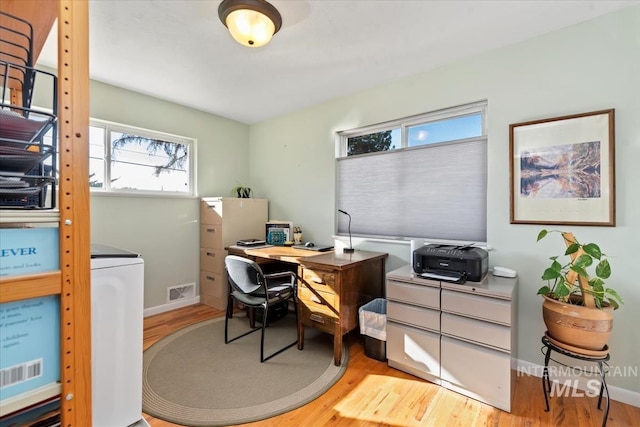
[266,220,293,244]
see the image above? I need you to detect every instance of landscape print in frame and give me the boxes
[509,109,615,226]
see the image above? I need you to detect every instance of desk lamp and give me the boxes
[338,210,355,253]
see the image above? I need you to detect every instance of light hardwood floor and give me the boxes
[143,304,640,427]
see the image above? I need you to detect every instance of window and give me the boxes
[336,101,487,243]
[89,119,195,195]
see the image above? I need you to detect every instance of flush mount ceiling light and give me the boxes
[218,0,282,48]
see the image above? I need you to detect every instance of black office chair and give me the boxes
[224,255,298,362]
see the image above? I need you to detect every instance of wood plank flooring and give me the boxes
[143,304,640,427]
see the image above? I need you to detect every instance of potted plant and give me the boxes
[231,185,252,198]
[536,229,623,352]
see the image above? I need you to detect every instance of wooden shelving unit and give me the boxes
[0,1,91,425]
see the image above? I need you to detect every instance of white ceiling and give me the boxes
[37,0,638,125]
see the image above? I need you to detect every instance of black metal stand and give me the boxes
[541,335,610,427]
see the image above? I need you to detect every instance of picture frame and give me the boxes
[509,109,615,226]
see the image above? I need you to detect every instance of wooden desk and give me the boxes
[226,246,388,365]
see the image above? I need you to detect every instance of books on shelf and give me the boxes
[0,395,60,426]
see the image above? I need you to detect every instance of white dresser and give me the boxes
[386,265,517,412]
[200,197,268,309]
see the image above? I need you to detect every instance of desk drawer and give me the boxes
[200,247,224,273]
[302,268,339,294]
[200,224,223,249]
[298,286,337,311]
[299,303,336,335]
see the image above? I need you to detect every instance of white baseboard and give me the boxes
[143,296,200,317]
[516,358,639,408]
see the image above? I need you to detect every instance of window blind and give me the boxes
[336,137,487,242]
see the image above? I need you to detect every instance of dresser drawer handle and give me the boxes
[309,313,325,324]
[206,276,216,281]
[311,277,324,284]
[310,295,323,304]
[206,228,217,233]
[206,252,215,257]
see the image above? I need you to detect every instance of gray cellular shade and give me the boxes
[336,137,487,242]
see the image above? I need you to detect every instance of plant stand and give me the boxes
[541,335,610,427]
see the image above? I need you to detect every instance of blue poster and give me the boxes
[0,227,59,277]
[0,296,60,399]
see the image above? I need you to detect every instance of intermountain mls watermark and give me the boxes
[518,365,638,397]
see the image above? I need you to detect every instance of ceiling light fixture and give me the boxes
[218,0,282,48]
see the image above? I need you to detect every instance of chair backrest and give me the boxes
[225,255,265,295]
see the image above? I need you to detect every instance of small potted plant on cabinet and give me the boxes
[231,185,252,198]
[536,229,623,353]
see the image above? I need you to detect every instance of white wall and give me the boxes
[249,8,640,392]
[88,81,250,308]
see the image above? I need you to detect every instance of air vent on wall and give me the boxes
[167,283,196,302]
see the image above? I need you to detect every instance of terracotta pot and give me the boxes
[542,295,613,351]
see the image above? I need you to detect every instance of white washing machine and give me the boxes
[90,244,147,427]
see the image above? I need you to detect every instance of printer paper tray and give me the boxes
[419,270,466,284]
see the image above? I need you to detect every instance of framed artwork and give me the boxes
[509,109,615,226]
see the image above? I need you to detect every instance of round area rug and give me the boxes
[143,314,348,426]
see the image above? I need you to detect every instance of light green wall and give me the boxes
[88,81,250,308]
[79,7,639,393]
[249,7,640,392]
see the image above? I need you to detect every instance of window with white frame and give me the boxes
[89,119,195,195]
[336,101,488,243]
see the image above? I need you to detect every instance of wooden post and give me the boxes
[561,232,596,308]
[57,0,92,425]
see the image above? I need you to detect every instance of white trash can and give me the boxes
[358,298,387,361]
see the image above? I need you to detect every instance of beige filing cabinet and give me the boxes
[200,197,268,309]
[386,265,517,412]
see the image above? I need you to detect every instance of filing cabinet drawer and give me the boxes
[386,279,440,310]
[302,268,338,294]
[299,303,336,335]
[441,289,510,325]
[441,312,511,351]
[199,270,224,297]
[387,321,440,381]
[298,286,337,311]
[200,247,224,273]
[441,336,512,412]
[387,301,439,332]
[199,270,226,299]
[200,224,223,249]
[200,200,223,225]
